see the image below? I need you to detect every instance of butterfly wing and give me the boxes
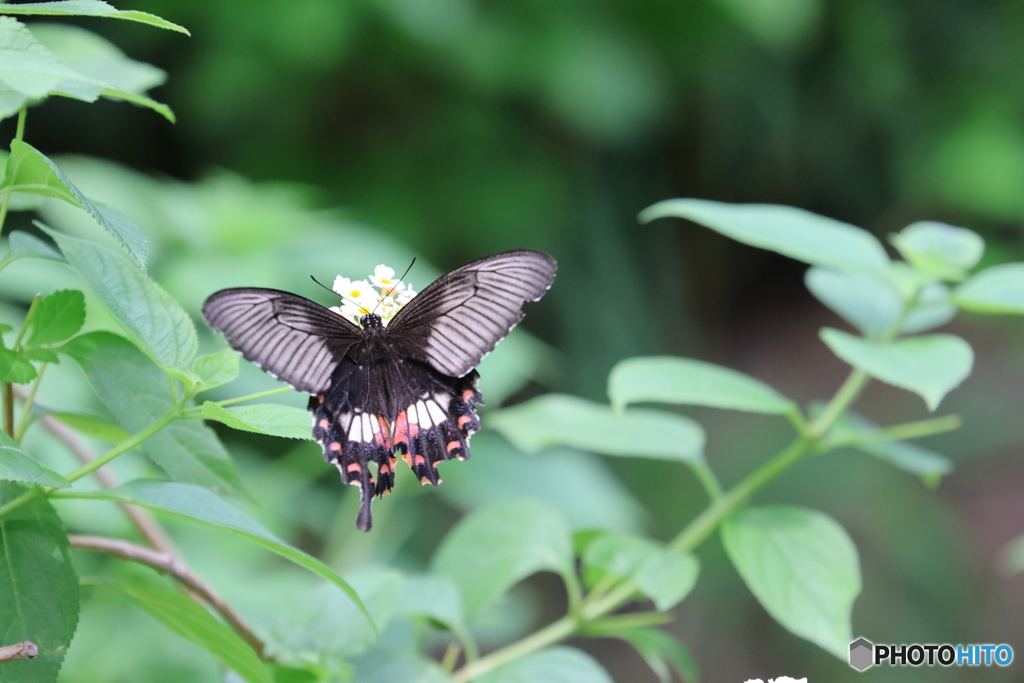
[202,288,363,394]
[386,249,557,378]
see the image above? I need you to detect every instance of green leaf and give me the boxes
[0,16,82,97]
[26,289,85,347]
[477,647,613,683]
[488,395,705,463]
[432,499,573,620]
[8,230,65,262]
[0,430,70,487]
[828,411,953,480]
[48,411,130,444]
[805,268,956,338]
[57,480,375,634]
[608,356,797,416]
[640,198,890,276]
[30,24,174,122]
[0,482,79,683]
[820,328,973,411]
[618,628,699,683]
[634,549,699,612]
[954,262,1024,314]
[196,402,312,441]
[584,533,659,578]
[23,348,59,363]
[99,582,271,683]
[0,1,189,34]
[63,332,245,495]
[353,648,455,683]
[721,505,860,660]
[46,230,198,371]
[6,148,149,269]
[0,90,28,119]
[396,575,464,627]
[0,347,36,383]
[890,221,984,280]
[192,347,239,390]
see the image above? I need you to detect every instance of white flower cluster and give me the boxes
[744,678,807,683]
[330,264,416,326]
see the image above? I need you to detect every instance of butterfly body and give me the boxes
[202,250,556,531]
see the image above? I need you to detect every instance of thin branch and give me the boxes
[69,535,268,661]
[2,384,11,438]
[0,640,37,664]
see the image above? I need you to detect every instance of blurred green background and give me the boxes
[3,0,1024,681]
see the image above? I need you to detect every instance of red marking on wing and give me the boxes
[446,441,460,453]
[414,454,426,466]
[462,389,475,402]
[347,463,362,473]
[318,419,329,429]
[457,415,472,429]
[329,442,342,452]
[393,410,420,448]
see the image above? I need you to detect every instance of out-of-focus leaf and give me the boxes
[489,395,705,463]
[476,646,613,683]
[954,263,1024,314]
[0,481,79,683]
[0,347,36,383]
[820,328,973,411]
[9,151,149,269]
[353,648,455,683]
[608,356,796,416]
[63,332,245,495]
[48,410,130,444]
[584,534,699,611]
[721,505,860,660]
[584,533,658,578]
[47,230,198,371]
[23,348,59,363]
[432,499,573,620]
[827,411,953,481]
[396,575,463,627]
[57,480,375,633]
[102,582,271,683]
[8,230,65,262]
[192,348,239,390]
[0,90,28,119]
[26,289,85,347]
[0,16,81,97]
[196,402,312,441]
[0,430,70,487]
[618,627,699,683]
[641,199,890,276]
[805,268,956,338]
[0,1,189,34]
[890,221,984,281]
[999,534,1024,576]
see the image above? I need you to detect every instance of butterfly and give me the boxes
[202,250,557,531]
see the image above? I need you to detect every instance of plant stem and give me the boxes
[0,108,28,237]
[691,461,723,501]
[452,616,576,683]
[213,386,292,408]
[2,384,11,438]
[13,363,46,442]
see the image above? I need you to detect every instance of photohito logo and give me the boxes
[849,638,1013,671]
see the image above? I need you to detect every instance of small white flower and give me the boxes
[370,264,403,292]
[770,678,807,683]
[330,264,418,327]
[744,680,765,683]
[396,285,416,306]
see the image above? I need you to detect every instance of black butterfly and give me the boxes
[202,250,557,531]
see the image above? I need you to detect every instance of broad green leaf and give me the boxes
[47,230,197,371]
[0,90,28,119]
[891,221,984,280]
[722,505,860,659]
[395,575,464,627]
[0,1,189,34]
[634,549,699,611]
[26,289,85,347]
[640,198,890,275]
[805,267,956,338]
[353,648,455,683]
[30,24,174,122]
[0,430,70,487]
[0,347,36,382]
[196,402,312,441]
[999,534,1024,576]
[57,480,374,633]
[489,395,705,463]
[63,332,245,495]
[584,533,659,578]
[477,647,613,683]
[0,482,79,683]
[48,410,130,444]
[23,348,59,363]
[954,262,1024,314]
[0,16,81,97]
[7,148,149,269]
[8,230,65,262]
[192,347,239,390]
[608,356,796,416]
[618,628,698,683]
[432,499,573,620]
[820,328,973,411]
[99,582,271,683]
[828,411,953,481]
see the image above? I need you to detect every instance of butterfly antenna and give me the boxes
[310,275,362,309]
[372,257,417,315]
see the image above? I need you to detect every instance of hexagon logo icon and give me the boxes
[849,638,874,671]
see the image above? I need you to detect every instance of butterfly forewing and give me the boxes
[202,288,362,394]
[387,249,557,377]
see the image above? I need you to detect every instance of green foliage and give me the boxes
[0,1,188,34]
[24,289,84,347]
[954,263,1024,314]
[194,402,312,441]
[616,627,698,683]
[0,431,70,487]
[476,647,612,683]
